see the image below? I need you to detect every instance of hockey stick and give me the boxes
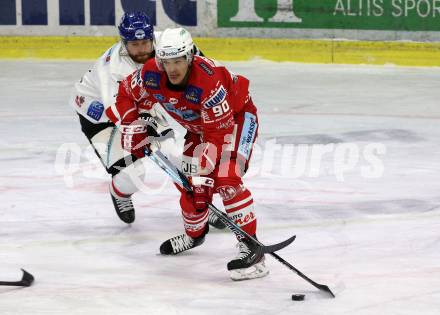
[270,252,335,298]
[0,269,34,287]
[209,201,334,297]
[145,148,295,254]
[145,147,335,298]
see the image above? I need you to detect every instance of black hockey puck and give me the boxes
[291,294,305,301]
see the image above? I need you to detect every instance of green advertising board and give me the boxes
[218,0,440,31]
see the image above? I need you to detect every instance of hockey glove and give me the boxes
[140,113,176,152]
[190,176,215,212]
[120,113,158,159]
[139,112,159,137]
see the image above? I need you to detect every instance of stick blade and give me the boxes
[317,284,336,298]
[20,269,34,287]
[260,235,296,254]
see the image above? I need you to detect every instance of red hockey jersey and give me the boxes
[107,55,257,159]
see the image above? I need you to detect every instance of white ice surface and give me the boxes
[0,60,440,315]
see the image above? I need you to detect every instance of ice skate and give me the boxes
[208,209,226,230]
[160,233,206,255]
[110,186,135,224]
[227,241,269,281]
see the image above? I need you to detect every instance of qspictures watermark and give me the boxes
[54,138,386,192]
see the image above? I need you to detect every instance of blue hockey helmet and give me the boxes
[118,12,154,42]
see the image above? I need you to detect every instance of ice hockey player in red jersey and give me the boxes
[108,27,268,280]
[69,12,225,229]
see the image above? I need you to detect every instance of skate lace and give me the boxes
[170,234,194,253]
[115,197,133,213]
[208,211,219,224]
[235,242,252,260]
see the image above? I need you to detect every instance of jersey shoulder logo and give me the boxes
[87,101,104,121]
[197,62,214,76]
[198,56,216,67]
[143,71,161,89]
[131,69,143,88]
[75,95,85,108]
[185,85,203,104]
[104,47,113,64]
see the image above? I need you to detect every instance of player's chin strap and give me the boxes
[144,146,336,298]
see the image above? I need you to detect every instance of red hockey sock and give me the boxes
[223,188,257,236]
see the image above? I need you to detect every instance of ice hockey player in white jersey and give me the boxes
[70,11,225,229]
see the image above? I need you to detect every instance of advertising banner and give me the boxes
[0,0,199,36]
[1,0,440,40]
[0,0,196,26]
[218,0,440,31]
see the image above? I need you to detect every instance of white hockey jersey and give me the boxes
[70,41,144,124]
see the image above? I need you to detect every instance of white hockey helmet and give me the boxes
[155,27,194,67]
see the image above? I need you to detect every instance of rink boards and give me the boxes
[1,36,440,67]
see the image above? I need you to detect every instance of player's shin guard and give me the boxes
[179,191,210,239]
[222,187,268,280]
[223,187,257,236]
[111,159,145,196]
[159,192,210,255]
[182,209,209,239]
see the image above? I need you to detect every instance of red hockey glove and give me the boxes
[120,121,147,159]
[190,176,215,212]
[120,113,158,159]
